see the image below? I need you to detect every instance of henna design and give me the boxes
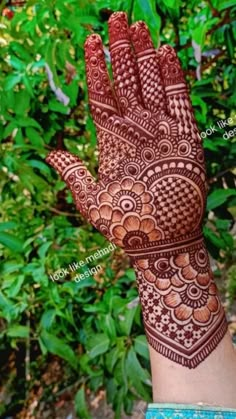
[132,238,227,368]
[129,21,167,113]
[157,44,200,140]
[46,150,101,219]
[46,12,227,368]
[108,12,142,112]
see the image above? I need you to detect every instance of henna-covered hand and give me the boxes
[46,12,227,368]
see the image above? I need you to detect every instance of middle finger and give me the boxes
[108,12,143,114]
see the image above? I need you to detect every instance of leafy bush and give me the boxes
[0,0,235,417]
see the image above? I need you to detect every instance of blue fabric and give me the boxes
[145,403,236,418]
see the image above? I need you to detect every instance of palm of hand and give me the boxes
[47,12,207,250]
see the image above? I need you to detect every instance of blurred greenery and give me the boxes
[0,0,236,417]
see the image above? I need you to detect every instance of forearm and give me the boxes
[130,234,236,407]
[149,332,236,408]
[45,9,236,410]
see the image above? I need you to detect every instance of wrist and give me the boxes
[129,234,228,369]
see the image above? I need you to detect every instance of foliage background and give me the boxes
[0,0,236,417]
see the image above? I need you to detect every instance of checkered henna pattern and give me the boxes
[46,12,227,368]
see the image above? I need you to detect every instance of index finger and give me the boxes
[84,33,119,124]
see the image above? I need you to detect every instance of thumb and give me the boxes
[46,149,100,220]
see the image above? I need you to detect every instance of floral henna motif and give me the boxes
[46,12,228,368]
[131,239,227,368]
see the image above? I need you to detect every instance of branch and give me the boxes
[184,51,225,78]
[56,131,65,150]
[47,206,82,218]
[208,167,235,184]
[6,1,26,6]
[25,313,31,403]
[206,0,221,17]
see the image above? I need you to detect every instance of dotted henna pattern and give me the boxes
[46,12,227,368]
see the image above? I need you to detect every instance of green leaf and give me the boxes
[126,347,151,384]
[17,117,41,129]
[38,241,53,259]
[114,353,128,393]
[63,79,79,106]
[106,378,118,405]
[128,374,151,401]
[25,127,44,147]
[0,292,15,322]
[125,268,136,281]
[14,90,31,115]
[215,219,231,230]
[203,226,226,250]
[10,41,32,63]
[0,232,24,253]
[48,99,69,114]
[114,387,124,419]
[207,189,236,211]
[72,277,96,289]
[118,305,136,336]
[45,38,60,87]
[55,39,70,71]
[83,302,104,313]
[1,262,22,275]
[102,314,117,341]
[133,0,161,45]
[76,15,100,25]
[218,0,236,10]
[7,325,30,338]
[40,330,78,369]
[163,0,179,9]
[192,23,207,48]
[3,121,17,139]
[22,75,34,97]
[9,56,25,71]
[87,333,110,358]
[4,73,22,91]
[125,347,151,400]
[203,138,219,151]
[40,309,56,330]
[0,222,18,232]
[15,127,24,144]
[5,275,25,298]
[191,95,207,123]
[134,335,150,360]
[221,231,234,249]
[74,387,91,419]
[27,159,52,176]
[38,337,48,356]
[105,346,120,373]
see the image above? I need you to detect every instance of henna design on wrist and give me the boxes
[46,11,227,368]
[131,237,227,368]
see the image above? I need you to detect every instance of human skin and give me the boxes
[46,11,236,407]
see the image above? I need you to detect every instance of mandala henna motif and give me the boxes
[46,12,227,368]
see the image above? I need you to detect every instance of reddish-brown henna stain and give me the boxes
[46,12,227,368]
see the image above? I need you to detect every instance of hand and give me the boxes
[46,12,227,369]
[47,11,206,246]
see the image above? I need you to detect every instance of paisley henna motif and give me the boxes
[46,12,227,368]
